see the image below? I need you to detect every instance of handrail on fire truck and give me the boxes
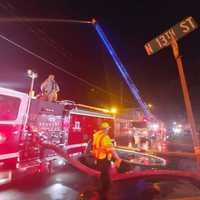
[0,17,154,120]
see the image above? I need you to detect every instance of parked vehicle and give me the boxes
[0,87,114,185]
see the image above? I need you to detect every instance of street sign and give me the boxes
[144,16,200,168]
[144,16,198,55]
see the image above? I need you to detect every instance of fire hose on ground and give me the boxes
[38,140,200,181]
[40,142,100,177]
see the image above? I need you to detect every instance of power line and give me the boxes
[0,32,116,97]
[0,17,92,24]
[0,3,136,105]
[0,2,74,63]
[0,3,121,99]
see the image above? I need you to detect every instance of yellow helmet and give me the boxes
[100,122,110,129]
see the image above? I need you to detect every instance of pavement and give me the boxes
[0,165,93,200]
[0,164,143,200]
[1,164,200,200]
[0,146,200,200]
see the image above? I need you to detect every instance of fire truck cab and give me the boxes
[115,117,166,153]
[0,87,114,185]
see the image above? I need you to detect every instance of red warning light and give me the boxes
[143,117,148,122]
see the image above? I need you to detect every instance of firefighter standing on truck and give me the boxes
[40,74,60,102]
[92,122,121,199]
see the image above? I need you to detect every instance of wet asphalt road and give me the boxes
[0,165,95,200]
[1,164,200,200]
[0,157,200,200]
[0,164,164,200]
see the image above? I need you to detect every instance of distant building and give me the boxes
[117,108,144,121]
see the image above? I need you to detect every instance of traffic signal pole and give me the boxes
[171,37,200,169]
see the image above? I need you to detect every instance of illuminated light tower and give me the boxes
[148,103,153,109]
[110,107,117,114]
[27,69,38,97]
[23,69,38,131]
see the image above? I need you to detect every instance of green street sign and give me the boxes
[144,16,198,55]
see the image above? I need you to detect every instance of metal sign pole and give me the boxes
[170,37,200,169]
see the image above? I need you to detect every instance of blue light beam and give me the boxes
[94,22,153,119]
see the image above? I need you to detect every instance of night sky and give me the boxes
[0,0,199,125]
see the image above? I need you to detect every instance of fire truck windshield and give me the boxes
[0,94,20,121]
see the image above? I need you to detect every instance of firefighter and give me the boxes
[92,122,121,199]
[40,74,60,102]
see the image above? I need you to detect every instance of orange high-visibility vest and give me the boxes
[92,130,112,160]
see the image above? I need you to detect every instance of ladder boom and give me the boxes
[93,22,153,119]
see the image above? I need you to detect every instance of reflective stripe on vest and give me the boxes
[92,132,105,158]
[92,132,112,160]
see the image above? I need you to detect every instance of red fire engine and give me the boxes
[114,117,167,152]
[0,86,114,185]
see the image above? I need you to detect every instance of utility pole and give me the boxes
[144,16,199,169]
[171,37,200,169]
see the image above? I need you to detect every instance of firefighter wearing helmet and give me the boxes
[92,122,121,199]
